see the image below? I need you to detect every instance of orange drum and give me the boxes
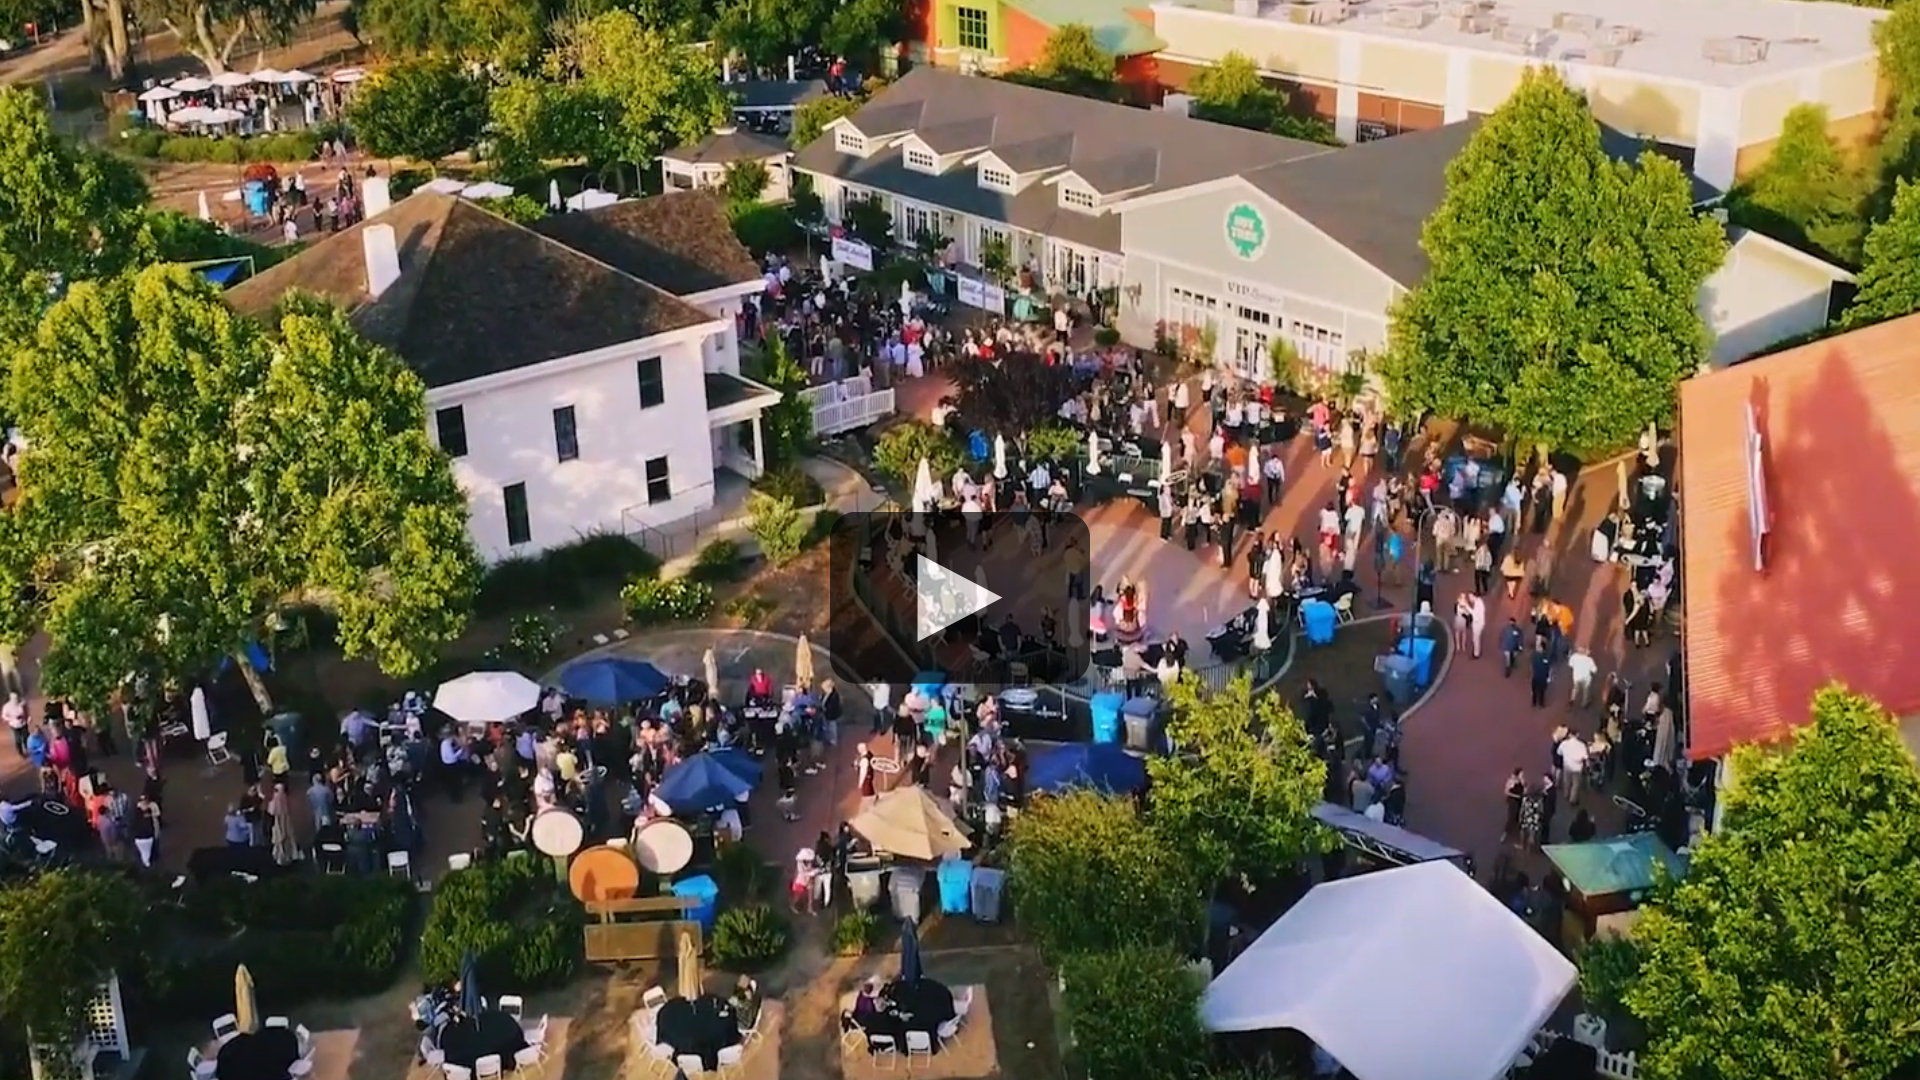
[567,844,641,904]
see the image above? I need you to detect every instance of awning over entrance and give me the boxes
[704,372,782,427]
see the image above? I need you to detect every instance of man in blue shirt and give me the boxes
[1500,619,1524,677]
[1529,648,1552,708]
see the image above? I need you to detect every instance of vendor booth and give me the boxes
[1201,861,1575,1080]
[1543,833,1688,947]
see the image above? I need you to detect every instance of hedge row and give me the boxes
[124,129,322,164]
[419,856,584,990]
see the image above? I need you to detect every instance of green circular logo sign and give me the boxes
[1226,202,1268,261]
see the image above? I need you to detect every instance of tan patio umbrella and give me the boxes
[676,926,702,1000]
[794,634,816,688]
[703,647,720,700]
[234,964,259,1034]
[849,787,972,862]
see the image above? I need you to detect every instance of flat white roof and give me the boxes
[1164,0,1884,86]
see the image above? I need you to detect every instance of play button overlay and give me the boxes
[916,556,1002,640]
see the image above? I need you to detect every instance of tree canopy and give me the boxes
[1378,68,1726,457]
[348,56,492,165]
[950,351,1076,436]
[1149,673,1332,886]
[712,0,900,70]
[0,870,146,1042]
[356,0,553,67]
[1003,23,1118,101]
[0,88,151,359]
[790,93,862,149]
[1007,789,1206,961]
[1726,104,1865,266]
[148,0,317,73]
[1186,51,1336,145]
[1621,687,1920,1080]
[1843,177,1920,329]
[0,267,480,708]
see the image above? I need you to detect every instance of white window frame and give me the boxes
[979,164,1015,192]
[1288,318,1349,379]
[904,145,938,173]
[956,5,991,51]
[1233,304,1276,384]
[900,203,935,245]
[1059,184,1099,212]
[834,128,867,154]
[1167,285,1221,360]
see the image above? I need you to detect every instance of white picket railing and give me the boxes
[1528,1027,1640,1079]
[804,375,897,435]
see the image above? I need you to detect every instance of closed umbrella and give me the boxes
[1253,598,1273,653]
[558,657,669,703]
[197,190,212,221]
[234,965,259,1034]
[794,634,815,688]
[913,457,937,511]
[1085,429,1101,475]
[548,178,563,211]
[849,787,971,862]
[677,927,702,999]
[1160,439,1174,480]
[899,917,924,984]
[459,951,482,1016]
[702,647,719,699]
[434,670,541,725]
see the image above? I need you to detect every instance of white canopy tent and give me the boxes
[1200,861,1575,1080]
[461,181,516,199]
[420,177,468,195]
[564,188,619,211]
[210,71,253,88]
[138,85,181,102]
[171,76,214,92]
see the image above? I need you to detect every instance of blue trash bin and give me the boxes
[671,874,721,933]
[1397,635,1437,687]
[937,858,974,915]
[1090,691,1124,745]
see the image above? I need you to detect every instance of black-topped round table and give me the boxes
[655,995,741,1071]
[215,1027,301,1080]
[437,1011,528,1071]
[860,979,956,1052]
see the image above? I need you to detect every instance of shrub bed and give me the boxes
[124,130,321,164]
[145,874,414,1020]
[477,531,660,617]
[622,577,716,625]
[419,857,584,990]
[709,904,789,971]
[751,464,825,507]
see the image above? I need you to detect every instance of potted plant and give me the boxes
[980,236,1013,285]
[1267,337,1304,395]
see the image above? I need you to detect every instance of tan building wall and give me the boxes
[1465,56,1526,114]
[1357,41,1448,106]
[1588,75,1701,144]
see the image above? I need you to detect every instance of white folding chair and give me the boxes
[205,731,232,765]
[1334,592,1356,624]
[523,1014,550,1046]
[295,1024,314,1056]
[442,1066,473,1080]
[715,1045,744,1076]
[288,1060,313,1078]
[418,1036,444,1069]
[448,853,473,871]
[386,850,413,879]
[937,1017,962,1049]
[867,1034,899,1071]
[497,995,525,1022]
[512,1046,543,1075]
[953,987,974,1020]
[186,1047,218,1080]
[319,842,346,875]
[264,1017,290,1029]
[474,1054,504,1080]
[642,986,668,1010]
[905,1030,934,1064]
[210,1014,239,1044]
[677,1054,707,1077]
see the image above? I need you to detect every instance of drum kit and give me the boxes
[548,808,697,905]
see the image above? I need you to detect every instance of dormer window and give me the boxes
[980,163,1015,192]
[1060,185,1099,212]
[905,145,939,172]
[835,128,867,154]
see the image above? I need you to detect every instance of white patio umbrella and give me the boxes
[567,188,619,211]
[171,76,214,92]
[167,105,212,125]
[913,457,937,511]
[1264,547,1285,599]
[280,69,316,83]
[993,434,1008,479]
[197,190,212,221]
[250,68,286,84]
[421,176,466,195]
[898,277,913,317]
[211,71,253,88]
[138,84,180,102]
[461,180,516,199]
[201,107,245,125]
[1253,598,1273,652]
[433,670,542,725]
[795,634,815,688]
[1085,429,1101,475]
[1160,439,1174,480]
[702,647,719,698]
[547,178,562,211]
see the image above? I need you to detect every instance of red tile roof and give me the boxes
[1680,313,1920,760]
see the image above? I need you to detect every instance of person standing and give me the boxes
[1529,647,1552,707]
[1467,592,1487,660]
[1500,618,1523,677]
[3,692,25,757]
[1557,731,1588,807]
[1502,768,1526,844]
[1567,647,1598,707]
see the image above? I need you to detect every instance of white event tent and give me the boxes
[1199,860,1575,1080]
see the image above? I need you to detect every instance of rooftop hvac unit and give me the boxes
[1285,1,1343,24]
[1384,6,1429,29]
[1552,12,1601,34]
[1493,22,1542,50]
[1603,23,1641,45]
[1441,0,1482,14]
[1449,13,1490,32]
[1233,0,1260,16]
[1702,35,1768,64]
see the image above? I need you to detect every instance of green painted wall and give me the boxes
[935,0,1006,56]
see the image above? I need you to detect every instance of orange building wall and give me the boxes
[1001,6,1052,68]
[905,0,936,53]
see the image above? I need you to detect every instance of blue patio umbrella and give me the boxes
[704,746,765,786]
[560,657,670,703]
[899,917,924,985]
[458,950,481,1016]
[1027,742,1148,796]
[656,752,755,813]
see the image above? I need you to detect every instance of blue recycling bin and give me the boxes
[670,874,721,933]
[1302,600,1337,645]
[937,858,974,914]
[913,672,946,702]
[1396,635,1437,687]
[1090,691,1124,745]
[243,180,269,216]
[968,430,990,462]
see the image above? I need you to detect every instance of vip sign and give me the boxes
[1225,202,1268,261]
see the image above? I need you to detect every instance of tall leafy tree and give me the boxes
[0,871,146,1045]
[0,267,479,709]
[352,0,549,65]
[790,93,861,149]
[1623,687,1920,1080]
[348,56,492,166]
[1149,673,1332,887]
[1186,50,1335,144]
[821,0,902,64]
[1379,68,1725,458]
[1727,104,1866,265]
[1843,178,1920,329]
[1007,790,1206,961]
[144,0,318,73]
[950,350,1076,437]
[712,0,830,70]
[1003,23,1116,101]
[0,88,150,360]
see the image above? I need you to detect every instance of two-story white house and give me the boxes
[227,187,777,562]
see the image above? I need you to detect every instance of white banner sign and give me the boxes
[980,282,1006,313]
[831,236,873,272]
[956,275,984,309]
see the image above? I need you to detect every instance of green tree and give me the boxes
[0,870,145,1044]
[871,419,964,489]
[1379,68,1725,458]
[0,268,480,709]
[1624,687,1920,1080]
[144,210,292,272]
[951,350,1075,436]
[1186,51,1336,144]
[822,0,903,64]
[1726,104,1866,265]
[356,0,549,65]
[790,93,862,150]
[1149,673,1332,887]
[145,0,318,73]
[844,197,893,250]
[474,194,549,223]
[1007,790,1206,961]
[1843,177,1920,328]
[745,491,806,564]
[348,56,491,166]
[720,158,771,207]
[1060,947,1209,1080]
[0,88,151,360]
[746,336,814,466]
[1003,23,1116,100]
